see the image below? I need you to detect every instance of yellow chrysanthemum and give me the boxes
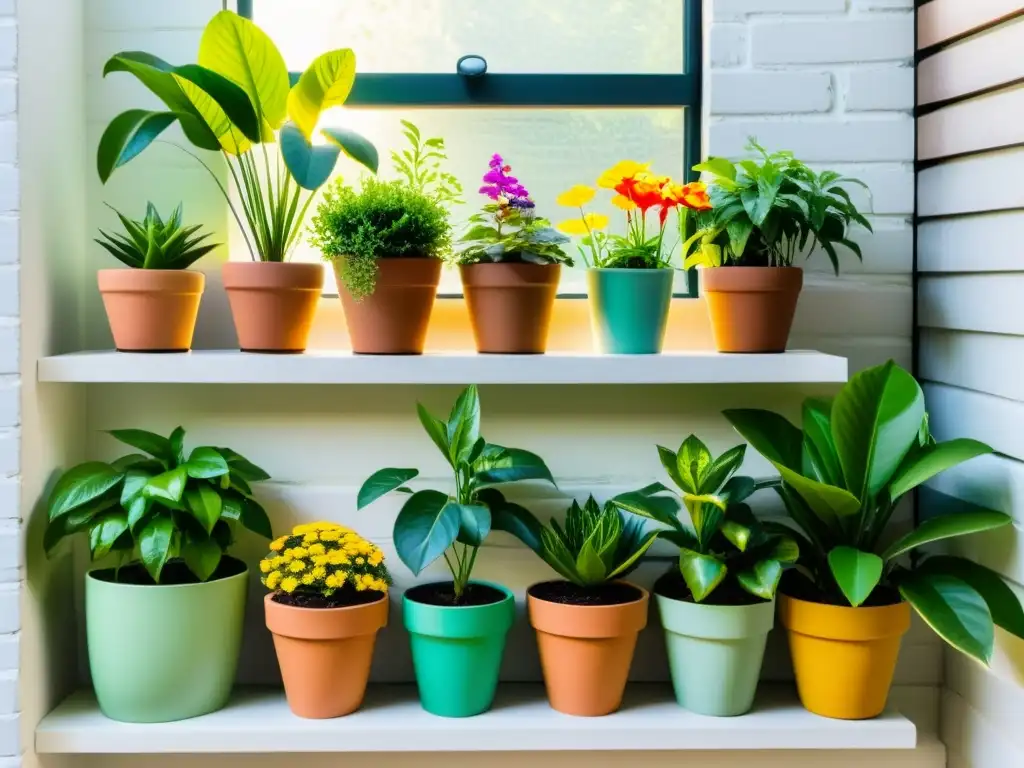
[369,551,383,566]
[307,543,326,556]
[598,160,650,189]
[289,559,307,573]
[556,185,596,208]
[280,577,299,593]
[269,536,288,552]
[301,573,316,585]
[303,533,320,545]
[282,551,294,563]
[312,565,327,580]
[319,529,341,542]
[259,559,273,573]
[313,554,330,567]
[325,573,343,589]
[355,557,365,565]
[265,571,282,589]
[558,213,610,236]
[262,522,389,598]
[287,547,308,560]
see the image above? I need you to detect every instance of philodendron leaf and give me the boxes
[184,484,222,534]
[416,403,451,463]
[169,426,186,465]
[828,546,884,607]
[703,444,747,496]
[677,435,712,494]
[288,48,356,138]
[139,513,175,583]
[182,532,223,582]
[657,445,688,492]
[48,462,123,520]
[474,446,555,487]
[357,468,420,509]
[479,488,544,553]
[143,466,188,506]
[107,429,173,463]
[280,122,342,191]
[453,503,491,547]
[679,548,728,603]
[888,438,993,500]
[217,448,270,482]
[97,110,177,183]
[899,571,994,665]
[394,490,460,575]
[88,512,129,561]
[610,490,683,531]
[721,519,751,552]
[723,409,804,472]
[322,126,380,174]
[447,385,481,465]
[918,556,1024,639]
[185,447,230,479]
[882,510,1011,561]
[241,498,273,540]
[736,559,782,601]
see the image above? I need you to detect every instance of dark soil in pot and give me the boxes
[405,581,506,607]
[528,580,642,606]
[272,587,386,609]
[780,569,903,608]
[90,556,246,586]
[654,569,768,606]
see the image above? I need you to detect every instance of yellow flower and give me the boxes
[303,533,320,545]
[269,536,288,552]
[611,194,637,211]
[259,559,273,573]
[280,577,299,593]
[265,570,282,589]
[320,529,341,542]
[368,551,383,566]
[282,552,294,564]
[312,565,327,580]
[598,160,650,189]
[313,554,330,567]
[288,547,308,559]
[556,185,596,207]
[289,559,307,573]
[355,557,365,566]
[301,573,315,585]
[558,213,610,236]
[307,543,325,556]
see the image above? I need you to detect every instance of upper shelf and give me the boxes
[37,350,848,385]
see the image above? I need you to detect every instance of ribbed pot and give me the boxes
[702,266,803,353]
[587,268,673,354]
[222,261,322,353]
[460,263,560,354]
[97,269,204,352]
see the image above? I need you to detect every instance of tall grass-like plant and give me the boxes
[97,10,378,263]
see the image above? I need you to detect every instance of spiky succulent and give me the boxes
[96,203,219,269]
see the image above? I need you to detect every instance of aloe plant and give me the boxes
[724,360,1023,664]
[96,203,218,270]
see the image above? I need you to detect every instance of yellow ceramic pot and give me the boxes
[779,593,911,720]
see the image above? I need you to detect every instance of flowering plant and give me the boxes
[557,161,712,269]
[456,154,572,266]
[261,522,390,600]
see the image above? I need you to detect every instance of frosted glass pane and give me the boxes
[229,108,687,293]
[251,0,685,74]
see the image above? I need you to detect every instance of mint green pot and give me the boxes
[588,268,674,354]
[657,593,775,716]
[85,560,248,723]
[403,581,516,718]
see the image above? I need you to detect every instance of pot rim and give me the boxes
[526,579,648,609]
[656,592,776,639]
[402,580,514,611]
[780,591,907,611]
[587,267,674,275]
[527,581,649,639]
[701,265,804,273]
[263,590,388,615]
[86,556,248,591]
[779,592,912,641]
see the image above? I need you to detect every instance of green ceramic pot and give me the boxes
[403,581,516,718]
[657,593,775,716]
[587,268,674,354]
[86,558,248,723]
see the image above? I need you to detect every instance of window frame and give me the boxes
[237,0,703,298]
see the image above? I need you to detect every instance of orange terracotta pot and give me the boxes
[527,582,649,716]
[336,258,441,354]
[702,266,803,353]
[460,263,560,354]
[265,593,388,719]
[780,594,911,720]
[222,262,323,353]
[98,269,204,352]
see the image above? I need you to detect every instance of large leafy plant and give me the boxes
[45,428,272,583]
[98,10,378,263]
[683,139,871,274]
[357,385,556,601]
[725,361,1022,664]
[96,203,218,269]
[612,436,797,603]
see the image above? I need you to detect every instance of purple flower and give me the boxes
[479,153,532,205]
[479,184,501,200]
[510,197,535,209]
[489,153,504,169]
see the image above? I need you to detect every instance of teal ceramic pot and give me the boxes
[657,593,775,716]
[587,268,674,354]
[403,581,516,717]
[85,558,248,723]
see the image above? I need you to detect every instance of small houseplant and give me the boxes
[44,427,272,723]
[725,360,1019,719]
[456,154,572,354]
[505,495,657,716]
[310,124,454,354]
[261,522,391,719]
[557,163,711,354]
[684,140,871,353]
[612,436,796,716]
[96,203,218,352]
[358,384,556,717]
[98,10,378,352]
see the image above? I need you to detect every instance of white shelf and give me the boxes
[36,685,916,754]
[37,350,848,385]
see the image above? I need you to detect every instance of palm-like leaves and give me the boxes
[96,203,219,269]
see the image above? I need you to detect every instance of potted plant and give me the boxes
[556,163,710,354]
[683,140,871,353]
[310,123,456,354]
[43,427,272,723]
[358,384,557,717]
[613,436,796,716]
[724,360,1022,719]
[96,203,218,352]
[261,522,391,719]
[96,10,379,352]
[456,154,572,354]
[500,495,657,716]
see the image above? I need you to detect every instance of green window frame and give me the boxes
[238,0,702,298]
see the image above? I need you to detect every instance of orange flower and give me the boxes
[679,181,712,211]
[615,173,667,213]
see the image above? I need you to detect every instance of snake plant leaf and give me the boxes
[608,529,659,578]
[322,126,380,174]
[453,503,491,547]
[899,571,994,665]
[357,467,419,509]
[828,546,884,607]
[882,510,1011,561]
[888,438,993,501]
[139,512,176,582]
[539,526,581,583]
[198,10,290,132]
[394,490,460,575]
[97,110,177,183]
[576,538,610,585]
[182,531,223,582]
[918,556,1024,639]
[679,548,728,603]
[89,511,129,561]
[736,558,782,601]
[279,122,341,190]
[288,48,357,139]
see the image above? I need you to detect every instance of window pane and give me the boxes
[251,0,685,74]
[229,108,689,294]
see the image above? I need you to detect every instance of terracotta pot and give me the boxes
[264,593,388,719]
[460,263,560,354]
[702,266,803,353]
[335,258,442,354]
[780,593,910,720]
[222,262,323,353]
[527,582,649,716]
[98,269,204,352]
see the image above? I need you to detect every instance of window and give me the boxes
[238,0,702,297]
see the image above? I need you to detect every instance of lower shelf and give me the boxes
[36,684,918,754]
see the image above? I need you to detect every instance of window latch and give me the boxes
[456,55,487,77]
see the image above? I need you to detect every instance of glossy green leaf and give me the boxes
[184,484,222,534]
[608,529,659,578]
[185,447,230,479]
[219,491,244,521]
[899,571,994,665]
[882,510,1011,561]
[48,462,122,520]
[693,156,736,181]
[538,526,581,583]
[143,466,188,505]
[609,489,682,530]
[777,467,861,525]
[736,559,782,600]
[288,48,356,138]
[723,409,804,472]
[683,493,727,549]
[218,448,270,482]
[110,454,152,473]
[575,539,609,585]
[802,397,844,487]
[453,502,491,547]
[679,548,728,603]
[241,497,273,539]
[416,403,450,463]
[394,490,460,575]
[88,511,129,561]
[357,468,419,509]
[703,444,747,495]
[474,446,555,487]
[770,535,800,563]
[279,122,341,191]
[721,519,751,551]
[182,532,223,582]
[657,445,688,492]
[919,556,1024,639]
[447,385,481,465]
[169,427,186,464]
[828,546,884,607]
[721,474,757,505]
[97,110,177,183]
[120,468,151,507]
[127,496,149,532]
[889,439,993,500]
[139,513,175,583]
[677,435,712,494]
[322,126,380,174]
[108,429,173,462]
[480,489,543,552]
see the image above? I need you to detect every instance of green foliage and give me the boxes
[391,120,464,207]
[611,437,797,604]
[45,428,271,584]
[310,176,453,299]
[357,385,555,601]
[457,208,573,267]
[724,360,1020,665]
[685,139,872,274]
[96,203,219,270]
